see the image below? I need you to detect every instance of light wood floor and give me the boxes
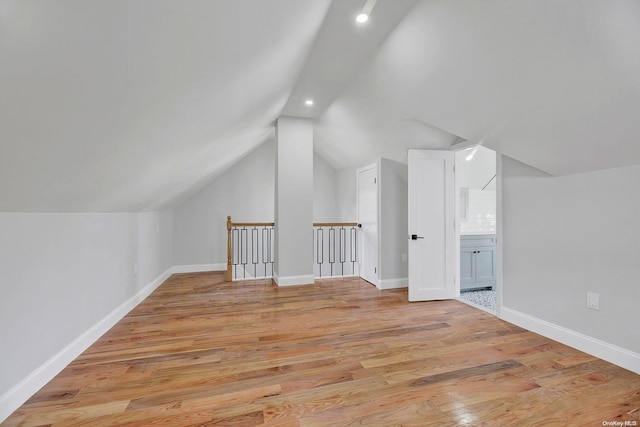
[5,272,640,426]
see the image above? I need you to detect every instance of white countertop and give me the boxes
[460,231,496,236]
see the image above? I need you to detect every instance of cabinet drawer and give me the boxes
[460,235,495,247]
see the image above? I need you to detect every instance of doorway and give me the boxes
[356,163,379,287]
[455,146,498,314]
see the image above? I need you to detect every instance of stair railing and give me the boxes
[313,222,358,278]
[226,216,275,281]
[226,216,358,282]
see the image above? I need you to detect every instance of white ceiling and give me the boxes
[318,0,640,173]
[2,0,640,212]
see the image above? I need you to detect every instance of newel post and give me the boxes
[226,215,232,282]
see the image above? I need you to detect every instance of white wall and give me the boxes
[274,117,314,284]
[172,140,275,267]
[0,211,173,415]
[380,159,408,283]
[460,189,496,234]
[313,153,338,222]
[501,155,640,355]
[336,166,358,222]
[172,140,346,268]
[456,146,496,190]
[456,147,496,235]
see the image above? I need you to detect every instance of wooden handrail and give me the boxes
[226,216,233,281]
[231,222,355,227]
[232,222,275,227]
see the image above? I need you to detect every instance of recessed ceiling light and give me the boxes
[305,99,314,106]
[355,13,369,24]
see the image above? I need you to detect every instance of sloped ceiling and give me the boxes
[318,0,640,174]
[2,0,640,212]
[0,0,331,211]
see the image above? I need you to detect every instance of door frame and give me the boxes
[356,162,381,288]
[452,144,502,317]
[495,154,503,317]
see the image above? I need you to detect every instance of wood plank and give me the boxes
[4,272,640,426]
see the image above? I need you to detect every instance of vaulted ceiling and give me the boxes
[2,0,639,212]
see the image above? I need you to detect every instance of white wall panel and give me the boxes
[502,155,640,354]
[0,211,173,413]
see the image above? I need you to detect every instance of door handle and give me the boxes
[410,234,424,240]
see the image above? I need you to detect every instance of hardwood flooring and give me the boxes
[4,272,640,426]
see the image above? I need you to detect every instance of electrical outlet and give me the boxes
[401,254,407,263]
[586,292,600,311]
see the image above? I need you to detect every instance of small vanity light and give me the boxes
[465,146,479,161]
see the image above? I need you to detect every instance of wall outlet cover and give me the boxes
[586,292,600,311]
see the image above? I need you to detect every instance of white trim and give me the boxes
[0,267,173,423]
[379,278,408,289]
[172,263,226,273]
[495,154,503,317]
[315,274,358,280]
[233,276,274,281]
[500,306,640,375]
[274,274,315,286]
[449,139,477,152]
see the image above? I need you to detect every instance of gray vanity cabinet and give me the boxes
[460,235,496,291]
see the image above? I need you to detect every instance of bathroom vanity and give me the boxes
[460,234,496,291]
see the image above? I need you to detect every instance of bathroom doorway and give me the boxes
[455,146,498,314]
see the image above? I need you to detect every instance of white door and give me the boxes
[408,150,456,301]
[357,164,378,286]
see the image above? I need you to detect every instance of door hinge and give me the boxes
[374,267,377,274]
[374,177,377,184]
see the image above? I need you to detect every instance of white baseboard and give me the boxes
[0,267,173,423]
[172,263,226,273]
[233,276,275,281]
[274,274,315,287]
[500,306,640,375]
[379,278,408,290]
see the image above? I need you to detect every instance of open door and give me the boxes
[357,163,379,287]
[408,150,457,301]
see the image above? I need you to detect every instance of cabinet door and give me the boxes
[475,246,496,284]
[460,247,476,289]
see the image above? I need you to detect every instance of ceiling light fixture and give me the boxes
[305,99,314,106]
[356,0,377,24]
[355,13,369,24]
[465,146,479,162]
